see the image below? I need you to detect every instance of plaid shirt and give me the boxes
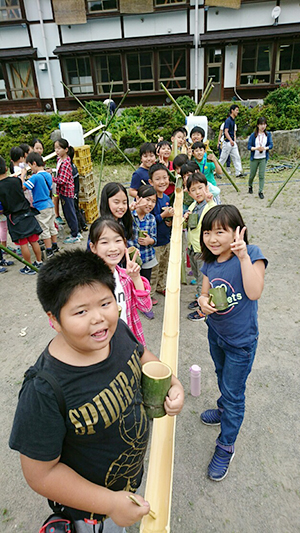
[53,156,74,198]
[130,210,157,265]
[116,265,152,347]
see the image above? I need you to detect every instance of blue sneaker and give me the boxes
[0,266,7,273]
[190,279,197,285]
[208,445,235,481]
[56,216,65,225]
[63,236,81,244]
[200,409,222,425]
[142,310,155,320]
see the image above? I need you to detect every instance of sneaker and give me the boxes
[0,259,14,266]
[236,172,246,178]
[187,310,205,321]
[200,409,222,425]
[142,310,155,320]
[52,244,59,253]
[156,289,166,296]
[63,236,81,244]
[46,248,54,259]
[82,225,89,232]
[151,298,158,306]
[33,260,43,269]
[19,265,36,275]
[190,279,197,285]
[0,266,7,273]
[215,174,222,180]
[208,445,235,481]
[56,216,65,224]
[77,233,83,240]
[248,186,253,194]
[258,191,264,199]
[188,300,199,310]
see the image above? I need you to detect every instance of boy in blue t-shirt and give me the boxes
[23,152,58,258]
[129,142,156,199]
[9,250,184,531]
[149,163,174,299]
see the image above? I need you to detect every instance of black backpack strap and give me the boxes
[24,368,66,419]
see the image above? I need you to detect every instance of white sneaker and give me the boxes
[63,236,81,244]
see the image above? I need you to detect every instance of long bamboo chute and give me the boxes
[140,179,183,533]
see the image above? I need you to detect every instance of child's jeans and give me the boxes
[208,326,257,450]
[75,517,125,533]
[150,243,170,297]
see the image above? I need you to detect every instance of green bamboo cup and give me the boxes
[138,230,148,238]
[127,246,143,267]
[142,361,172,419]
[188,212,198,230]
[209,287,228,311]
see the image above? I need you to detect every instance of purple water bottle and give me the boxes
[189,365,201,396]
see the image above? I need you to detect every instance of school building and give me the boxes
[0,0,299,115]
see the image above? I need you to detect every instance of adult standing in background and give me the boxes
[219,104,245,178]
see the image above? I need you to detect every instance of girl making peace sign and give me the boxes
[90,216,152,346]
[198,205,268,482]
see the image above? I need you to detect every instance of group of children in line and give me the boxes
[5,109,270,532]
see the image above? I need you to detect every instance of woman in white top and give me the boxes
[247,117,273,199]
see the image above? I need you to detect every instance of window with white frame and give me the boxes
[159,49,186,89]
[95,54,123,94]
[240,43,272,85]
[275,41,300,83]
[87,0,118,12]
[0,0,22,21]
[126,52,154,92]
[64,57,93,95]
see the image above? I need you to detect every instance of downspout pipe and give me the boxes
[37,0,57,113]
[194,0,199,104]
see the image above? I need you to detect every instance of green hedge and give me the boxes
[1,75,299,166]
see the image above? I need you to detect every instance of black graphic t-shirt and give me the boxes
[9,320,149,522]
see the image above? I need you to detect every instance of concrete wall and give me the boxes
[61,18,121,43]
[207,2,276,31]
[124,11,186,37]
[237,129,300,158]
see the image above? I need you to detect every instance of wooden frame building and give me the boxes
[0,0,299,114]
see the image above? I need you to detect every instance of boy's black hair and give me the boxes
[186,172,207,191]
[173,153,188,170]
[0,156,6,175]
[137,184,156,198]
[190,126,205,138]
[229,104,239,114]
[19,143,31,155]
[148,162,168,180]
[156,140,171,151]
[100,182,132,239]
[10,146,24,162]
[26,152,44,167]
[191,141,206,151]
[180,161,199,177]
[200,205,248,263]
[37,249,115,323]
[139,142,156,158]
[171,127,187,138]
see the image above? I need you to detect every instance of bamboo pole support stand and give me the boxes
[268,162,300,207]
[194,78,213,116]
[140,179,183,533]
[160,83,186,119]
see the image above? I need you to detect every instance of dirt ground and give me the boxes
[1,169,299,533]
